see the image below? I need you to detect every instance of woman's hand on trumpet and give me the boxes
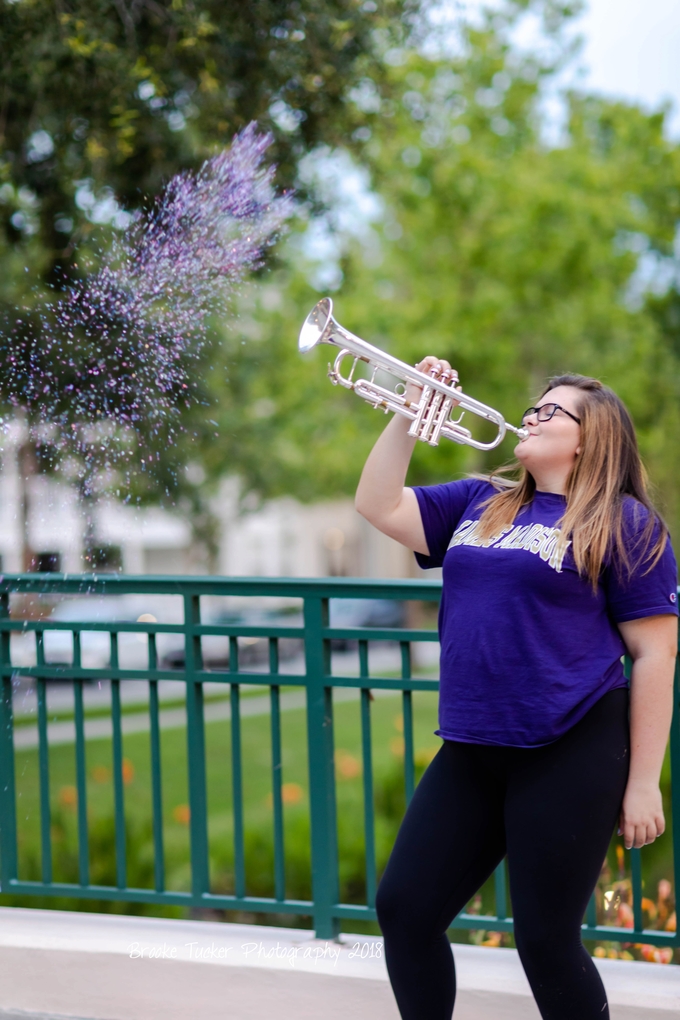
[405,356,460,407]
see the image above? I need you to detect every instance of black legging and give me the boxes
[375,687,630,1020]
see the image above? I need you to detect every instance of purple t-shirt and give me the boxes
[413,479,678,748]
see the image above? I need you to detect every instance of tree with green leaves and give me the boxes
[0,0,416,565]
[189,1,680,542]
[0,0,414,280]
[3,0,680,558]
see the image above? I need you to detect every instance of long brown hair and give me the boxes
[475,374,668,588]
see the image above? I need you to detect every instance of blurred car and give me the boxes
[9,599,307,674]
[10,596,180,673]
[328,598,406,651]
[159,610,304,670]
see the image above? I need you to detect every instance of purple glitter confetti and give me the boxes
[3,123,292,461]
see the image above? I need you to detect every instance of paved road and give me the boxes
[12,686,405,749]
[10,643,441,715]
[11,642,439,749]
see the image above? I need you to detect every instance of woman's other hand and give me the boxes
[617,614,676,851]
[618,782,665,849]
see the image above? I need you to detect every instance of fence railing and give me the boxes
[0,573,678,947]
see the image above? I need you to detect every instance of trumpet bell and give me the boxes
[299,297,334,353]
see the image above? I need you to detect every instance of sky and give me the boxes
[575,0,680,136]
[449,0,680,136]
[302,0,680,281]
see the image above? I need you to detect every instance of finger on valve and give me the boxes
[415,357,458,385]
[405,356,459,409]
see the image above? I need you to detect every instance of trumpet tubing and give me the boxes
[298,298,528,451]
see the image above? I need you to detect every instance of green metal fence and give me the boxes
[0,572,678,948]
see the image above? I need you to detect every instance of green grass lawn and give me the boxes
[11,681,291,728]
[10,688,441,912]
[5,686,678,958]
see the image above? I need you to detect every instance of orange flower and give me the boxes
[281,782,303,804]
[91,765,111,784]
[173,804,190,825]
[641,897,657,921]
[390,736,405,758]
[617,903,634,929]
[122,759,135,785]
[335,749,361,780]
[640,945,673,964]
[58,785,77,808]
[264,783,304,808]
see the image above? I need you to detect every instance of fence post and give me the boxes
[671,621,680,945]
[184,592,209,901]
[304,595,340,939]
[0,592,17,890]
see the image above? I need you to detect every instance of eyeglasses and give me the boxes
[521,402,581,425]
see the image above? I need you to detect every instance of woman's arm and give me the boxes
[617,614,677,849]
[355,356,455,554]
[355,414,426,553]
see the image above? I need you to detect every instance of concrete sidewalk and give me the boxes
[12,678,404,749]
[0,907,678,1019]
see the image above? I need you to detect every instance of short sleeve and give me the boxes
[604,503,679,623]
[412,479,490,569]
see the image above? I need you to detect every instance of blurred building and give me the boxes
[0,426,420,579]
[213,478,418,580]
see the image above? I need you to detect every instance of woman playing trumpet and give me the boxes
[355,360,678,1020]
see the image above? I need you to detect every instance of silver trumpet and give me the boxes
[299,297,528,450]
